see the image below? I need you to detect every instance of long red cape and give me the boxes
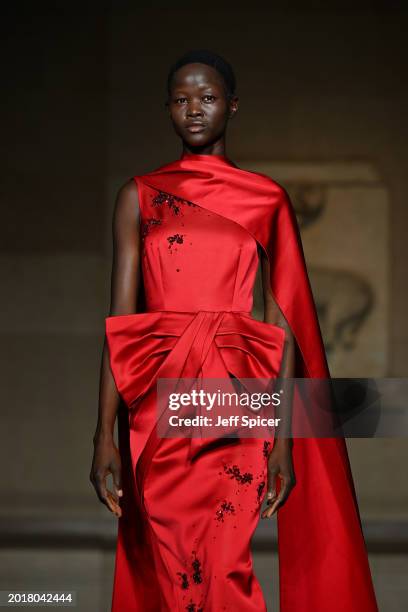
[132,152,378,611]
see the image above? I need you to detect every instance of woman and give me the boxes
[90,50,378,611]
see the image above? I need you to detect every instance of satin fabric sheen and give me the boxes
[105,153,378,611]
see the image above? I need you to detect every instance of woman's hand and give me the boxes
[261,438,296,519]
[90,432,123,518]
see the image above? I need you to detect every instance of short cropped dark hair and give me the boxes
[167,49,237,98]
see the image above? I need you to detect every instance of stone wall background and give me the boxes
[1,4,407,610]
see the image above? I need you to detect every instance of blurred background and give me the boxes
[1,2,407,610]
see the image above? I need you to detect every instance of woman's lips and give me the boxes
[186,123,206,133]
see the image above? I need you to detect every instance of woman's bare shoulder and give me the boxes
[114,178,140,219]
[117,178,139,199]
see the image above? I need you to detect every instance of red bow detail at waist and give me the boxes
[105,309,285,462]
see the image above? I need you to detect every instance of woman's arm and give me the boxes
[90,179,141,517]
[257,246,297,518]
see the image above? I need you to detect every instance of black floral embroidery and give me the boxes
[223,463,253,485]
[151,190,197,215]
[263,441,272,458]
[186,602,203,612]
[215,500,236,522]
[141,217,162,238]
[167,233,185,251]
[191,551,203,584]
[177,572,189,590]
[257,481,265,502]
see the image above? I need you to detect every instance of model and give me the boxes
[90,49,378,611]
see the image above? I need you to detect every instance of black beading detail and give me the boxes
[223,463,253,485]
[151,190,197,214]
[263,441,272,458]
[257,481,266,502]
[141,217,162,238]
[215,500,236,522]
[191,551,203,584]
[177,572,189,590]
[167,233,185,251]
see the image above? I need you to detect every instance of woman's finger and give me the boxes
[106,490,122,518]
[261,473,278,519]
[261,474,295,518]
[266,462,278,497]
[93,471,121,516]
[111,464,123,498]
[266,488,277,505]
[93,470,108,504]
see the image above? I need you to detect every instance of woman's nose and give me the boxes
[186,100,203,116]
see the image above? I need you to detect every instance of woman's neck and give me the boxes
[181,140,227,158]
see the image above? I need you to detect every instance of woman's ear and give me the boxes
[229,95,239,119]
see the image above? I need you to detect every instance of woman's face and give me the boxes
[167,62,238,151]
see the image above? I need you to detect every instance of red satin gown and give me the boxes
[106,181,285,611]
[106,153,378,612]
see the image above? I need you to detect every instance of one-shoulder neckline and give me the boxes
[180,152,231,161]
[179,152,236,168]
